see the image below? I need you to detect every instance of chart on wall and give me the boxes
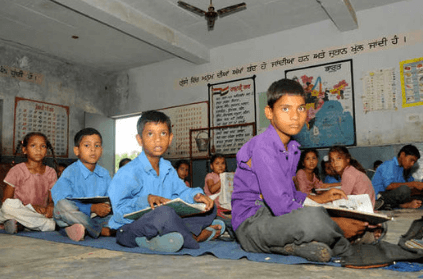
[285,59,356,148]
[14,97,69,157]
[209,76,256,155]
[400,57,423,108]
[158,102,208,159]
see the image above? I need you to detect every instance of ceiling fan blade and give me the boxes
[217,3,246,17]
[177,1,206,16]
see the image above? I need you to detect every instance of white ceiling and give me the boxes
[0,0,405,72]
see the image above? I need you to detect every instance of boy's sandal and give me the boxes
[135,232,184,253]
[205,219,226,241]
[351,222,388,245]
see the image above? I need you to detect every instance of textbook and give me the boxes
[219,172,234,210]
[304,194,391,224]
[123,198,207,220]
[67,196,110,204]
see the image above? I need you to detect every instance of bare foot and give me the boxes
[400,200,422,209]
[193,224,221,242]
[100,227,116,237]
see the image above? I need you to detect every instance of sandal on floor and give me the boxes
[135,232,184,252]
[352,222,388,245]
[205,219,226,241]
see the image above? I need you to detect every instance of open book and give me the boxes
[123,198,207,220]
[304,194,391,224]
[219,172,234,210]
[67,196,110,204]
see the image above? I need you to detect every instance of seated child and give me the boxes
[174,159,191,187]
[321,155,341,183]
[56,163,68,178]
[118,158,131,169]
[108,110,224,252]
[372,144,423,210]
[204,154,230,217]
[328,146,376,207]
[295,149,340,194]
[51,128,113,241]
[0,132,57,233]
[232,78,372,262]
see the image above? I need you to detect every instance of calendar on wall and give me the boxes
[158,102,208,159]
[14,97,69,157]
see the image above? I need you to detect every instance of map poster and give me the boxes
[14,97,69,157]
[285,59,356,148]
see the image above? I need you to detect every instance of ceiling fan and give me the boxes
[177,0,246,30]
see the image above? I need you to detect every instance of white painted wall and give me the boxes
[110,0,423,147]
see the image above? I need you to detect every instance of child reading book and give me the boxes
[231,78,372,262]
[108,111,224,252]
[51,128,113,241]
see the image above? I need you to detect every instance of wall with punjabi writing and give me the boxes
[110,0,423,154]
[0,41,115,158]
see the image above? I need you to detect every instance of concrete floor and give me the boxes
[1,210,423,279]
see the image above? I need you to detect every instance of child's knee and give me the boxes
[55,199,78,214]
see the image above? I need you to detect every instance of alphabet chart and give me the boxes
[14,97,69,157]
[158,102,208,159]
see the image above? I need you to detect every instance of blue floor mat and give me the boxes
[0,229,340,266]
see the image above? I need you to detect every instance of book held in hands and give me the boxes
[123,198,207,220]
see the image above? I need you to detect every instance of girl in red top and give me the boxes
[0,132,57,234]
[296,149,340,194]
[328,145,375,206]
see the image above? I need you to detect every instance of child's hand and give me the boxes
[45,204,54,218]
[331,217,368,239]
[33,205,47,215]
[148,195,171,209]
[91,203,111,217]
[309,188,347,204]
[194,193,214,211]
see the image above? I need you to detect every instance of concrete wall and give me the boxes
[109,0,423,147]
[0,40,115,160]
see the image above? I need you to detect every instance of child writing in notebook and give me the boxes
[328,145,376,207]
[204,154,229,217]
[108,111,224,253]
[0,132,57,234]
[174,159,191,187]
[295,148,340,194]
[51,128,113,242]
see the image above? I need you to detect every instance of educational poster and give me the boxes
[362,68,397,112]
[209,76,256,155]
[158,102,208,159]
[14,97,69,157]
[285,59,356,148]
[400,57,423,108]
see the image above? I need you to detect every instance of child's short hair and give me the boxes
[174,159,189,170]
[210,153,226,164]
[119,158,132,168]
[74,128,102,147]
[267,78,305,109]
[137,110,172,136]
[398,144,421,159]
[373,160,383,170]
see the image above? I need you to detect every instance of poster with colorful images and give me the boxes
[285,59,356,148]
[209,76,256,155]
[400,57,423,108]
[14,97,69,157]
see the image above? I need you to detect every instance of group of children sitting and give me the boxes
[1,78,422,263]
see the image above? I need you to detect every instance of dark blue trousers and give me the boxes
[116,205,217,249]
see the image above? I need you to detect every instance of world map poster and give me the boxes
[285,59,356,148]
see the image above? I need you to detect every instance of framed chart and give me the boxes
[285,59,356,148]
[208,76,256,155]
[158,101,209,159]
[14,97,69,157]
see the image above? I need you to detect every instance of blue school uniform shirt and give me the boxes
[51,160,111,216]
[324,175,341,183]
[231,124,307,231]
[371,156,414,196]
[107,151,204,230]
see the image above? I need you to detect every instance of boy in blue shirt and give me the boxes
[108,110,221,252]
[52,128,113,241]
[372,144,423,210]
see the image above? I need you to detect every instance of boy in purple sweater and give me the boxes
[231,78,371,262]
